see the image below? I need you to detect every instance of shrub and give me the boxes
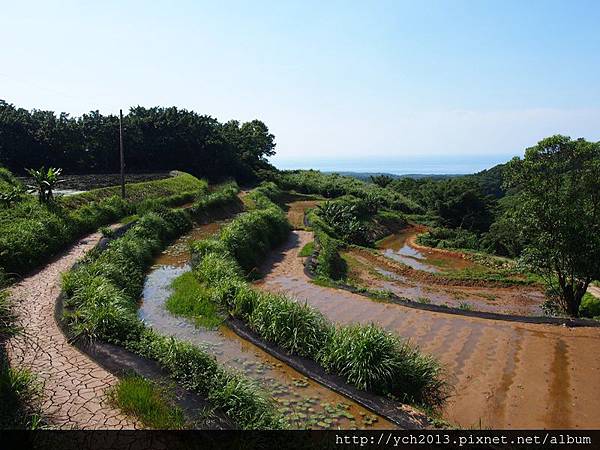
[217,207,289,272]
[579,293,600,319]
[190,181,240,217]
[417,227,480,251]
[314,231,347,281]
[315,201,370,245]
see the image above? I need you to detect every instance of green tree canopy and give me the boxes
[507,135,600,316]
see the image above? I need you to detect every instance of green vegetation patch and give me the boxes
[579,292,600,319]
[298,241,314,257]
[166,271,222,328]
[0,170,206,277]
[110,375,186,429]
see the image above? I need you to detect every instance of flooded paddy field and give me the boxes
[138,221,396,429]
[257,230,600,429]
[341,227,546,316]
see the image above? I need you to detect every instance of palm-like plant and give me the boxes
[26,167,64,203]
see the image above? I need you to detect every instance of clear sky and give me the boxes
[2,1,599,173]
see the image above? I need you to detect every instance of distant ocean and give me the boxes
[270,154,519,175]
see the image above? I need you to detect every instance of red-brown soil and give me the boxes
[256,230,600,429]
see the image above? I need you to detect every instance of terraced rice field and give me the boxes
[256,230,600,429]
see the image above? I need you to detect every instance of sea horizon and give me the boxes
[270,153,519,175]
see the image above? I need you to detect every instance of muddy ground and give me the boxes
[256,230,600,429]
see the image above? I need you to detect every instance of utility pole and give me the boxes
[119,109,125,198]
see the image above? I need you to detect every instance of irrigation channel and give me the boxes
[137,219,395,430]
[256,229,600,429]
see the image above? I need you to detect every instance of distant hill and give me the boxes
[327,171,463,181]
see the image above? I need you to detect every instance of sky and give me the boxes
[1,0,599,174]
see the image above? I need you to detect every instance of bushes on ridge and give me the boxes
[276,170,422,213]
[61,208,285,429]
[190,181,240,217]
[217,205,289,272]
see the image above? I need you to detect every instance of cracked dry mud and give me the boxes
[6,231,138,430]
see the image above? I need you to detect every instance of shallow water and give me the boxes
[138,223,393,429]
[377,232,440,273]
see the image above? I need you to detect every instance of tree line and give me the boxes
[0,100,276,182]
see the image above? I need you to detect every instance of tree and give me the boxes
[506,135,600,316]
[423,178,496,232]
[370,174,393,188]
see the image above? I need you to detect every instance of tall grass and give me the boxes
[215,199,289,272]
[190,181,240,217]
[319,324,446,406]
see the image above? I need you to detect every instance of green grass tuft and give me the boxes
[166,271,222,328]
[109,375,186,429]
[298,241,314,257]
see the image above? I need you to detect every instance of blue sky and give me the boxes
[1,1,599,173]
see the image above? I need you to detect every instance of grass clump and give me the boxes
[217,200,289,272]
[298,241,314,257]
[166,271,222,328]
[109,375,186,429]
[319,324,446,406]
[314,230,347,281]
[248,292,331,359]
[190,181,240,217]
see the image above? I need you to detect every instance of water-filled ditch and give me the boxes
[138,220,393,429]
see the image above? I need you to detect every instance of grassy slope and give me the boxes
[0,172,206,277]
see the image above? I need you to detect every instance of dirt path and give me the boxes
[7,232,137,429]
[256,231,600,429]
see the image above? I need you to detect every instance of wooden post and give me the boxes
[119,109,125,198]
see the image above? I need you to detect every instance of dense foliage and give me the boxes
[0,100,275,182]
[218,200,289,273]
[62,207,285,429]
[506,135,600,316]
